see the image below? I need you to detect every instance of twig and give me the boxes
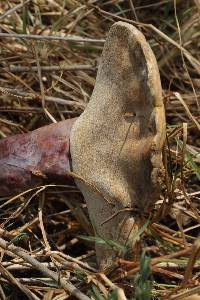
[99,273,127,300]
[19,278,56,285]
[44,96,85,108]
[114,246,192,281]
[0,284,6,300]
[51,251,97,273]
[0,32,105,43]
[65,170,112,204]
[3,64,95,73]
[2,261,63,271]
[33,44,45,108]
[95,6,200,73]
[174,92,200,130]
[0,87,86,108]
[174,0,200,110]
[0,0,31,21]
[169,286,200,300]
[152,265,184,280]
[101,208,135,225]
[0,262,40,300]
[0,237,90,300]
[182,237,200,287]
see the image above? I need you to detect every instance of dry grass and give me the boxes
[0,0,200,299]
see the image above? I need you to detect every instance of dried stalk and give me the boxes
[0,237,90,300]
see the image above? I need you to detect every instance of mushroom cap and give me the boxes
[70,21,166,267]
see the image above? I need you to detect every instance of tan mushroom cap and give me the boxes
[70,22,166,268]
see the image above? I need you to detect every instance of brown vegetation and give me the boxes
[0,1,200,299]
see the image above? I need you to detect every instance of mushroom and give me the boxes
[0,22,165,268]
[70,22,165,268]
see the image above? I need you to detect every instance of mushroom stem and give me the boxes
[0,119,76,196]
[0,22,165,269]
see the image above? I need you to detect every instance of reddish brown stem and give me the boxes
[0,119,76,196]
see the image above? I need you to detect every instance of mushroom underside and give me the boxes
[70,21,166,268]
